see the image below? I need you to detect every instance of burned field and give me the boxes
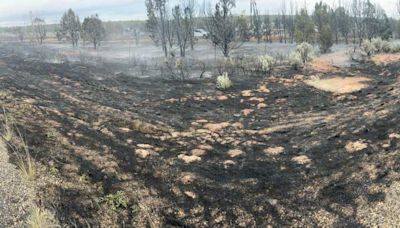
[0,44,399,227]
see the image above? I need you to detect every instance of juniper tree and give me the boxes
[205,0,241,57]
[295,8,315,43]
[59,9,81,47]
[82,15,106,49]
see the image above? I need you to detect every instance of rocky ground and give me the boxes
[0,43,399,227]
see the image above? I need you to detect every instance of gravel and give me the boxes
[0,139,34,227]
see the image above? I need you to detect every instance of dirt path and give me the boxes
[0,139,34,227]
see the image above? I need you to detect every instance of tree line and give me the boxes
[17,9,106,49]
[146,0,400,57]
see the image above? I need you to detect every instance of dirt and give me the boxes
[0,43,399,227]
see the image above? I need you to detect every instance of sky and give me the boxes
[0,0,398,27]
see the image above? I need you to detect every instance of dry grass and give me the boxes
[305,76,371,94]
[1,109,36,181]
[15,129,36,181]
[28,207,57,228]
[1,108,14,142]
[310,59,338,72]
[371,53,400,65]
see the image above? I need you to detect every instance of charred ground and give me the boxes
[0,44,399,227]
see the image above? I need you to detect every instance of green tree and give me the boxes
[59,9,81,47]
[313,2,330,32]
[336,6,351,44]
[295,9,315,43]
[82,15,106,49]
[237,14,249,42]
[205,0,241,57]
[319,24,333,53]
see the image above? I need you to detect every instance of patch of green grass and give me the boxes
[100,191,129,211]
[79,173,90,183]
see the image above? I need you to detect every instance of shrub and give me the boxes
[360,40,376,57]
[28,207,57,228]
[319,25,333,53]
[289,42,314,70]
[257,55,275,73]
[390,41,400,53]
[100,191,129,211]
[295,42,315,64]
[289,52,304,70]
[216,72,232,90]
[371,37,384,52]
[381,40,392,53]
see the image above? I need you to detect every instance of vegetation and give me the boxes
[257,55,275,73]
[100,191,130,211]
[205,0,242,57]
[58,9,81,47]
[216,72,232,90]
[82,15,106,49]
[32,17,47,45]
[319,24,333,53]
[295,9,315,44]
[290,42,315,70]
[28,207,56,228]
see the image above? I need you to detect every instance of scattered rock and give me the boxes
[217,95,229,101]
[267,198,278,206]
[197,144,213,151]
[204,122,230,132]
[241,90,254,97]
[191,149,207,156]
[227,149,244,158]
[223,160,236,168]
[184,191,197,199]
[135,149,152,159]
[196,119,209,124]
[242,109,254,116]
[293,75,304,80]
[264,146,284,156]
[232,122,244,129]
[178,154,202,164]
[137,144,153,149]
[291,155,312,165]
[119,127,131,133]
[179,172,196,185]
[345,141,368,153]
[249,97,265,103]
[257,103,267,109]
[258,85,270,93]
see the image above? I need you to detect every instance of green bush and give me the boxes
[257,55,275,73]
[100,191,129,211]
[319,25,333,53]
[216,72,232,90]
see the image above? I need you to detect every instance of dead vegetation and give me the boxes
[304,76,371,94]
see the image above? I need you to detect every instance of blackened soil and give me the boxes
[0,46,399,227]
